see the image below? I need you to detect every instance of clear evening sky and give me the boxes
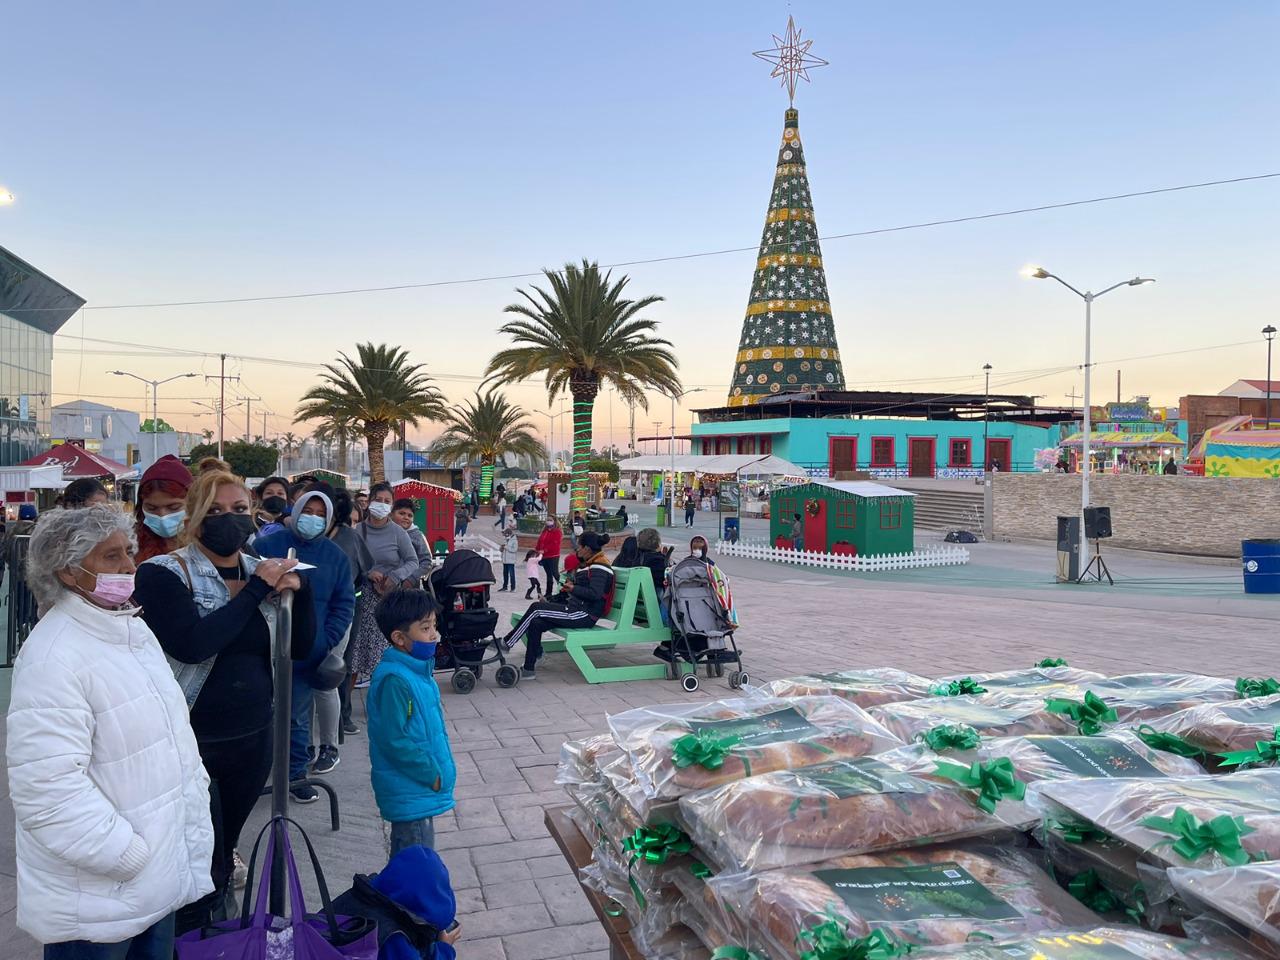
[2,1,1277,450]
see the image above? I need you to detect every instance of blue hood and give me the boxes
[371,845,456,930]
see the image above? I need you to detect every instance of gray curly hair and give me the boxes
[25,506,137,613]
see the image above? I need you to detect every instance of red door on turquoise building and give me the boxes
[804,499,828,552]
[908,438,936,478]
[986,438,1012,472]
[828,437,856,477]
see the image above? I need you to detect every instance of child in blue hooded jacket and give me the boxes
[369,589,456,856]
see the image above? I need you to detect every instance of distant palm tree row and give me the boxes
[294,260,682,508]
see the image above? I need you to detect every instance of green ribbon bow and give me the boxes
[1217,726,1280,768]
[711,948,767,960]
[689,859,713,879]
[1047,817,1107,845]
[1236,677,1280,699]
[796,920,911,960]
[1134,724,1206,759]
[919,724,982,752]
[930,677,988,697]
[1037,657,1069,668]
[932,757,1026,814]
[1046,690,1118,735]
[620,824,692,908]
[673,730,739,770]
[1141,806,1255,866]
[1067,869,1122,915]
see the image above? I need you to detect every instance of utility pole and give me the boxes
[628,398,636,456]
[204,353,238,460]
[242,393,261,442]
[262,410,269,443]
[1116,370,1121,404]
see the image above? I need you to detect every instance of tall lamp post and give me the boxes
[668,388,704,528]
[1264,325,1277,429]
[982,363,993,471]
[1022,266,1153,577]
[111,370,198,466]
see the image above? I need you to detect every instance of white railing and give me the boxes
[455,533,501,563]
[714,539,969,572]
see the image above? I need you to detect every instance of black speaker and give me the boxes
[1084,506,1112,540]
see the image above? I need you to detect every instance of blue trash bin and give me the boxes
[723,517,740,543]
[1241,539,1280,594]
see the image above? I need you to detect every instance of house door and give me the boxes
[804,500,827,553]
[908,438,935,478]
[986,438,1012,472]
[829,437,856,477]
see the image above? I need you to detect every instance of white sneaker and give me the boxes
[232,850,248,889]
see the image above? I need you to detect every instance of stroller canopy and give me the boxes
[431,549,495,590]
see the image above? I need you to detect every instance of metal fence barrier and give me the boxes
[4,535,38,667]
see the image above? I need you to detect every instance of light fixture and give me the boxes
[1021,264,1049,279]
[0,189,14,205]
[1127,277,1155,286]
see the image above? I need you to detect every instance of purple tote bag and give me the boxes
[177,817,378,960]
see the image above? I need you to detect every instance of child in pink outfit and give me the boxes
[524,551,543,600]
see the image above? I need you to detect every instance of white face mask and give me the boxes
[368,501,392,520]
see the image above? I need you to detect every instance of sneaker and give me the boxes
[342,719,361,736]
[354,678,370,689]
[290,783,319,804]
[312,746,340,775]
[232,850,248,889]
[522,667,536,679]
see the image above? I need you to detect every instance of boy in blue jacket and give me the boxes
[370,589,457,856]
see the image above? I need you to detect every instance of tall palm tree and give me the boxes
[487,260,680,512]
[312,415,355,478]
[296,342,444,483]
[428,389,547,485]
[281,431,299,472]
[201,428,214,443]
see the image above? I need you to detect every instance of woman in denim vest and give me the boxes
[133,468,315,934]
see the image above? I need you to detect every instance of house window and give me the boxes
[835,500,857,529]
[879,500,902,530]
[760,435,773,455]
[738,435,757,455]
[777,497,797,522]
[949,438,972,467]
[871,437,895,467]
[715,437,730,455]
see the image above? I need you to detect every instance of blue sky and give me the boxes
[2,1,1276,449]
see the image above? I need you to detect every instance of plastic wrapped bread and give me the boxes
[1082,674,1240,724]
[1139,694,1280,757]
[763,667,934,708]
[608,695,903,801]
[556,733,621,786]
[706,844,1098,960]
[941,665,1106,698]
[871,692,1077,742]
[1033,768,1280,871]
[906,925,1254,958]
[1170,861,1280,950]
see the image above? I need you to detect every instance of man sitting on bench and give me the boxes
[502,531,614,679]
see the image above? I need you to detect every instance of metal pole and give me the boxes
[1081,295,1093,576]
[218,353,226,461]
[270,547,296,916]
[669,393,676,528]
[151,381,159,465]
[1266,325,1276,428]
[982,364,991,471]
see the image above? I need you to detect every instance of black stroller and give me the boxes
[661,556,747,693]
[427,549,520,693]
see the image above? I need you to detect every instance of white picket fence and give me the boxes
[455,533,501,563]
[714,538,969,572]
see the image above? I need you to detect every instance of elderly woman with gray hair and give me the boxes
[5,506,213,960]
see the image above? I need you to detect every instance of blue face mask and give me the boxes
[296,513,327,540]
[143,510,185,539]
[409,641,437,661]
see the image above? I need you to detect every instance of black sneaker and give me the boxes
[312,746,340,775]
[290,783,319,804]
[342,719,360,736]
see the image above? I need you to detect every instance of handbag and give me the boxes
[177,816,378,960]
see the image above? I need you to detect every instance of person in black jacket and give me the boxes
[501,531,613,679]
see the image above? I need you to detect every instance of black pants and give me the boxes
[539,556,560,596]
[506,601,596,670]
[177,726,274,935]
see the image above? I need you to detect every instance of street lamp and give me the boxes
[982,363,993,471]
[1022,265,1153,577]
[0,189,14,205]
[669,388,705,527]
[111,370,199,465]
[1264,325,1277,429]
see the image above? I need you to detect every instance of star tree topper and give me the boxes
[753,15,828,105]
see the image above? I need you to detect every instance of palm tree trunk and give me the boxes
[569,381,598,513]
[366,421,390,483]
[336,428,349,477]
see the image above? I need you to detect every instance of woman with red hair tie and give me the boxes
[135,455,194,562]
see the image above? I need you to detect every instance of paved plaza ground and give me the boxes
[1,508,1277,960]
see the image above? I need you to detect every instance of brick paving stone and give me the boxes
[456,936,507,960]
[477,756,523,783]
[476,858,534,885]
[538,874,599,925]
[438,849,479,890]
[528,854,574,878]
[488,878,545,908]
[432,824,512,851]
[455,796,504,828]
[502,803,558,840]
[456,902,554,937]
[501,921,610,960]
[472,837,561,864]
[453,886,486,914]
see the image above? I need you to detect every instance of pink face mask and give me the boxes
[78,567,135,607]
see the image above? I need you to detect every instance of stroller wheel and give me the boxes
[680,673,700,693]
[728,670,748,690]
[495,664,520,688]
[451,669,477,694]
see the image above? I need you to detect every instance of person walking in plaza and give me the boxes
[7,506,214,959]
[535,514,562,596]
[329,488,373,738]
[255,487,355,800]
[498,523,520,591]
[502,531,614,679]
[348,482,419,683]
[392,497,433,586]
[132,468,315,933]
[523,549,543,599]
[369,589,456,856]
[493,494,509,529]
[684,493,696,528]
[134,454,193,563]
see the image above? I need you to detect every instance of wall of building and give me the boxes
[1181,394,1275,444]
[0,312,53,466]
[991,472,1280,557]
[52,402,141,466]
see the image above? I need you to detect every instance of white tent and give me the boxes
[0,464,68,494]
[615,454,808,478]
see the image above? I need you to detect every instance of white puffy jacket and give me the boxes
[6,594,214,944]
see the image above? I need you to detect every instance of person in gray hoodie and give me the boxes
[347,482,419,681]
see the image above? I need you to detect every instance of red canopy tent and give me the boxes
[19,442,138,480]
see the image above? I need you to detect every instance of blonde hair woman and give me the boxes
[132,468,316,934]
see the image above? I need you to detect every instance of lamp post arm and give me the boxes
[1043,273,1087,299]
[1093,277,1150,299]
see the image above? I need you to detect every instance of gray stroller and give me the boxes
[661,556,747,693]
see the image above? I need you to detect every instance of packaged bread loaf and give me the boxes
[706,843,1098,959]
[1136,693,1280,761]
[557,733,621,786]
[764,667,934,707]
[905,925,1254,958]
[1082,674,1239,723]
[1169,861,1280,955]
[1033,768,1280,871]
[939,665,1105,699]
[871,692,1077,742]
[608,695,902,801]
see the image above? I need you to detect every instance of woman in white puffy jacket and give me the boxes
[6,506,213,959]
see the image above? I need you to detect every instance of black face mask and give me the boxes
[262,496,287,515]
[199,512,256,556]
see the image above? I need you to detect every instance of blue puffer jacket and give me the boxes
[368,646,457,822]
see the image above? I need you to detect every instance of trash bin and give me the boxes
[1056,516,1080,583]
[655,505,667,527]
[1242,539,1280,594]
[723,517,740,543]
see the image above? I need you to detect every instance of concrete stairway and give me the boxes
[894,481,985,532]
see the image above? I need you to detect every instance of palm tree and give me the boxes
[487,260,680,512]
[311,416,355,477]
[428,389,547,485]
[281,432,299,472]
[296,342,444,483]
[201,428,214,443]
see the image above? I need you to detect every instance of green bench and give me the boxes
[508,566,686,683]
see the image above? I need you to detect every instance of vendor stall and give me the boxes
[18,441,138,503]
[391,478,462,553]
[1059,430,1185,473]
[1,464,66,519]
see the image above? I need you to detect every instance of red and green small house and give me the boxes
[391,478,462,554]
[769,480,915,556]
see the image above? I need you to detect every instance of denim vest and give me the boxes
[146,544,279,707]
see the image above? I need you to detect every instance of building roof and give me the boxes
[695,389,1077,424]
[1059,430,1184,449]
[616,453,807,477]
[0,245,86,333]
[1217,379,1280,398]
[780,478,916,499]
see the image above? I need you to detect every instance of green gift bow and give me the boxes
[1236,677,1280,699]
[1068,869,1122,915]
[1141,806,1255,866]
[620,824,692,908]
[1047,817,1107,845]
[1037,657,1069,668]
[673,730,739,770]
[919,724,982,752]
[711,948,768,960]
[796,920,912,960]
[1217,726,1280,768]
[930,677,987,697]
[1134,724,1206,759]
[1046,690,1117,735]
[932,757,1026,813]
